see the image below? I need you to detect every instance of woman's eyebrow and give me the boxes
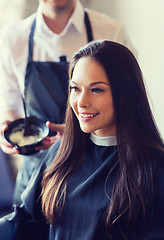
[71,81,109,86]
[90,82,110,86]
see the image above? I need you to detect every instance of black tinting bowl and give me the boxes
[4,116,49,155]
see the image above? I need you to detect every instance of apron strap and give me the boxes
[27,19,36,64]
[84,10,93,42]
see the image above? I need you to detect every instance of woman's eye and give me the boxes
[70,86,80,92]
[91,88,104,93]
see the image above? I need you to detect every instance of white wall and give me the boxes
[0,0,38,35]
[86,0,164,138]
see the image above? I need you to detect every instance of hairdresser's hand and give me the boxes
[0,121,19,154]
[35,121,65,150]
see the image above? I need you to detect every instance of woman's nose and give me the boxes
[78,91,90,108]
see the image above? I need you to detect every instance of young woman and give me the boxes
[0,40,164,240]
[41,40,164,239]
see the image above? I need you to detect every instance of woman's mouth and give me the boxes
[79,113,99,121]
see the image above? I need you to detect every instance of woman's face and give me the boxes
[70,57,116,137]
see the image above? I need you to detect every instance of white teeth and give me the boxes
[80,114,97,117]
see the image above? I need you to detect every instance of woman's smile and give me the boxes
[79,112,99,121]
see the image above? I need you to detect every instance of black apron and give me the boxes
[25,11,93,135]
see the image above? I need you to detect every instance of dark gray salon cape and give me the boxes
[1,137,164,240]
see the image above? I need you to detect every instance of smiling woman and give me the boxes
[41,40,164,239]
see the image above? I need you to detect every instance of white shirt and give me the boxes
[0,0,135,123]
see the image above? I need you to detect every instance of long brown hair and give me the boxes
[42,40,164,229]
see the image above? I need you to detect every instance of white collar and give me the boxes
[90,133,117,147]
[35,0,84,37]
[70,0,84,34]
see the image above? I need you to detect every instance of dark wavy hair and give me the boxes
[42,40,164,234]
